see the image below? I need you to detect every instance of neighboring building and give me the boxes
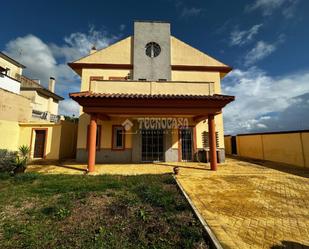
[0,52,77,160]
[19,76,63,123]
[0,52,25,94]
[69,21,235,171]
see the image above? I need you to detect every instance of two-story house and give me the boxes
[69,21,234,172]
[0,52,76,160]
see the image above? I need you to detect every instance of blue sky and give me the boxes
[1,0,309,134]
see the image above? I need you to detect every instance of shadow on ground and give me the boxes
[228,155,309,178]
[271,241,309,249]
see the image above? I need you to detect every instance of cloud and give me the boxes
[230,24,263,46]
[59,99,80,116]
[245,0,299,18]
[3,26,120,116]
[244,41,277,66]
[222,67,309,134]
[180,7,204,17]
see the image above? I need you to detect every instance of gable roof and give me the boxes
[68,35,231,76]
[0,52,26,68]
[20,75,64,101]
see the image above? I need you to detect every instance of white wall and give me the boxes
[0,74,20,94]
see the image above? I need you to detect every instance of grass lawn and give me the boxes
[0,173,209,249]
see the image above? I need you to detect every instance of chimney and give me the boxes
[48,77,55,93]
[90,45,97,54]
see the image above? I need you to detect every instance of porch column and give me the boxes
[208,114,217,171]
[88,114,97,172]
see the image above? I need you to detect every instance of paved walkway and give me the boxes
[27,158,309,249]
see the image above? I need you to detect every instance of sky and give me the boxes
[1,0,309,134]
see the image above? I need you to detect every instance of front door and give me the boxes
[141,129,164,162]
[34,130,46,158]
[180,128,193,161]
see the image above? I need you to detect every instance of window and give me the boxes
[145,42,161,58]
[87,125,101,150]
[202,131,219,148]
[112,126,125,150]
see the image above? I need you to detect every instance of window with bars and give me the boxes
[202,131,219,148]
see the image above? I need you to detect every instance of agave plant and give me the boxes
[13,145,30,174]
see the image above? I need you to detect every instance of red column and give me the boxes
[208,114,217,171]
[88,114,97,172]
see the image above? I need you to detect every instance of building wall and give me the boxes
[225,131,309,167]
[59,121,78,159]
[224,135,232,155]
[20,90,59,115]
[0,57,22,79]
[0,88,31,123]
[0,120,20,151]
[0,74,21,94]
[19,123,61,159]
[18,121,78,160]
[133,21,171,81]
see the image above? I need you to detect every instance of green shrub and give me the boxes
[0,149,17,173]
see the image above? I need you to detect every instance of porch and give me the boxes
[70,92,234,172]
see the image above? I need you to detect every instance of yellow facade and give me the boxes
[71,24,232,163]
[18,121,77,160]
[0,56,23,79]
[0,120,20,151]
[225,132,309,167]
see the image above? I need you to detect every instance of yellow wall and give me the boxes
[20,91,59,115]
[171,71,221,93]
[76,37,132,65]
[224,136,232,155]
[77,114,132,150]
[0,120,20,151]
[19,123,61,159]
[170,36,228,68]
[59,121,78,159]
[0,57,22,80]
[301,132,309,167]
[237,135,264,160]
[18,121,78,160]
[92,80,214,95]
[236,132,308,167]
[81,68,132,92]
[0,88,31,122]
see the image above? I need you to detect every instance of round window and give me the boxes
[145,42,161,58]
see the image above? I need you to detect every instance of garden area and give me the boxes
[0,172,209,249]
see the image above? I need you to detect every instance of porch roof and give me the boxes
[70,91,234,101]
[69,91,235,117]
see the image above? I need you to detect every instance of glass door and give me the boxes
[141,129,164,162]
[180,128,193,161]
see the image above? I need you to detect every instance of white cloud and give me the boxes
[222,67,309,134]
[3,26,120,116]
[245,0,299,18]
[59,99,80,116]
[244,41,277,66]
[230,24,263,46]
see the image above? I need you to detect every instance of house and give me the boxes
[0,52,25,94]
[69,21,235,172]
[0,52,77,160]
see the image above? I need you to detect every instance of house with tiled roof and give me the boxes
[69,21,235,172]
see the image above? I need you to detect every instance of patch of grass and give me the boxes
[0,172,209,249]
